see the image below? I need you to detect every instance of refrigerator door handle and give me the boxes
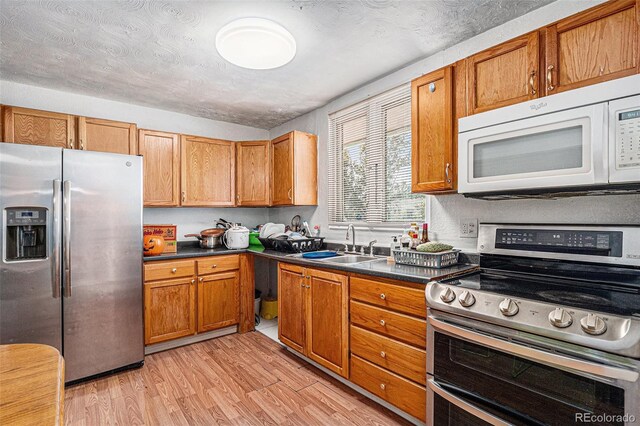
[63,180,71,298]
[52,179,62,299]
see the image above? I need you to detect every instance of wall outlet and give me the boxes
[460,218,478,238]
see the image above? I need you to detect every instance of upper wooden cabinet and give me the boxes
[181,135,236,207]
[138,129,180,207]
[271,131,317,206]
[411,66,454,193]
[236,140,270,206]
[467,32,540,114]
[544,0,639,95]
[78,117,136,154]
[2,106,75,149]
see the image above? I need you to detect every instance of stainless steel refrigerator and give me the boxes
[0,143,143,383]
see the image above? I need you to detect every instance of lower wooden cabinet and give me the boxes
[350,355,426,422]
[143,277,196,345]
[197,271,240,333]
[278,263,349,378]
[144,255,244,346]
[349,274,427,422]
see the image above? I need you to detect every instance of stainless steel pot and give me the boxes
[184,228,224,249]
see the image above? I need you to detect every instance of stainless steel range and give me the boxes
[426,224,640,426]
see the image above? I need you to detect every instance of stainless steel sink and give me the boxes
[319,255,378,264]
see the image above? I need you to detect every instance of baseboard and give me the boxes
[144,326,238,355]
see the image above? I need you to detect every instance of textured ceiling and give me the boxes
[0,0,555,129]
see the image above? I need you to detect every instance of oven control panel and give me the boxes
[494,228,623,257]
[426,282,640,358]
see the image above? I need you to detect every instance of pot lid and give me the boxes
[201,228,225,237]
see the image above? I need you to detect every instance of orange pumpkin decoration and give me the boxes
[143,235,165,256]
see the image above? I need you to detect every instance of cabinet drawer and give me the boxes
[350,276,426,318]
[144,259,195,282]
[350,300,426,348]
[350,355,425,422]
[197,255,240,275]
[350,325,426,385]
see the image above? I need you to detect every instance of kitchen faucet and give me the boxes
[346,224,356,253]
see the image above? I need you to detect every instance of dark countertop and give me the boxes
[144,244,479,285]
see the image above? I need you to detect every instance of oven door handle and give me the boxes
[428,379,512,426]
[430,316,639,383]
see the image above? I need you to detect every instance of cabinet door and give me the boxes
[138,129,180,207]
[467,32,539,114]
[144,278,196,345]
[277,263,306,353]
[181,135,235,206]
[411,66,454,192]
[236,140,270,206]
[307,268,349,378]
[3,106,75,148]
[545,0,639,95]
[77,117,136,154]
[271,133,294,205]
[197,271,240,333]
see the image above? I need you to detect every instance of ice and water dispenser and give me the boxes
[4,207,47,261]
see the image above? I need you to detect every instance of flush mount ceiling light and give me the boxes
[215,18,296,70]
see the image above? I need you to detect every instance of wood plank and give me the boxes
[63,332,409,425]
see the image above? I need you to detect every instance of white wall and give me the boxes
[267,0,640,250]
[0,80,271,237]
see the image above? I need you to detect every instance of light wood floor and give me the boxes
[64,331,411,425]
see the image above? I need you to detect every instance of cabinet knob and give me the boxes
[211,264,217,268]
[306,275,310,279]
[306,285,310,289]
[199,277,204,282]
[80,139,85,150]
[191,279,195,284]
[379,293,386,300]
[379,383,386,390]
[379,319,386,326]
[380,351,386,358]
[181,192,186,203]
[301,283,305,288]
[171,268,177,273]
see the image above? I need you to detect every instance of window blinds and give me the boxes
[328,84,425,224]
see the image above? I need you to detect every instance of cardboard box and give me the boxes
[143,224,177,253]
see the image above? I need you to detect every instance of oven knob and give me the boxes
[458,291,475,307]
[498,298,519,317]
[549,308,573,328]
[439,288,456,303]
[580,313,607,335]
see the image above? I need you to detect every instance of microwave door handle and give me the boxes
[430,316,639,383]
[63,180,71,298]
[51,180,61,299]
[428,379,512,426]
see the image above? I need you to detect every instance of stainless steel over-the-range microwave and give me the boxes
[457,74,640,198]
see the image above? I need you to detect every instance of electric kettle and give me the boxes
[223,224,250,249]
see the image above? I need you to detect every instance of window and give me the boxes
[328,84,425,225]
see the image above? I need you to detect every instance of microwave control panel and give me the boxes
[616,107,640,169]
